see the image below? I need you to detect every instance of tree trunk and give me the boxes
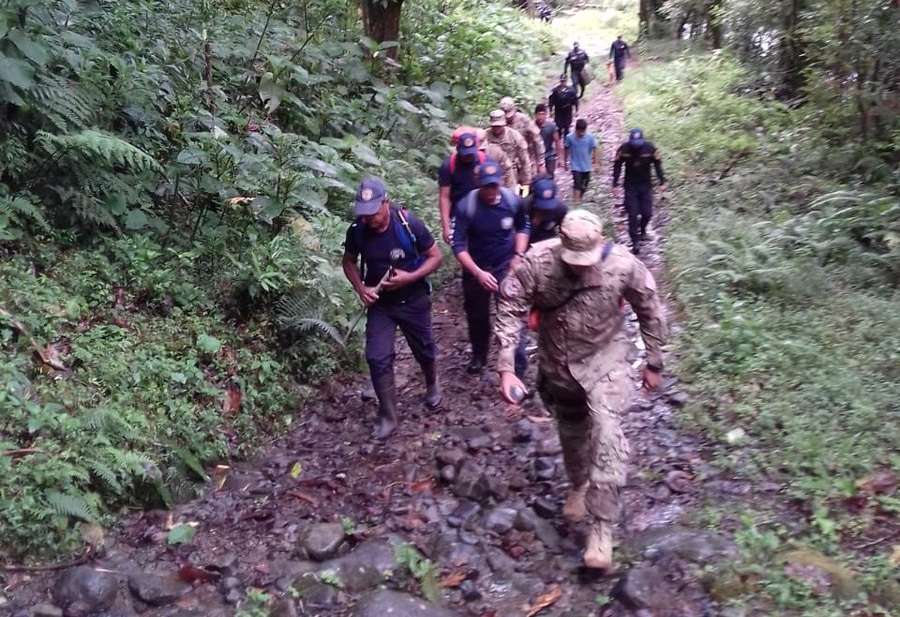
[639,0,669,39]
[778,0,806,97]
[359,0,404,60]
[707,0,723,48]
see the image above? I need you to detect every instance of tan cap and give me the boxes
[559,210,604,266]
[500,96,516,113]
[489,110,507,127]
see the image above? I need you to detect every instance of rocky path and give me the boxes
[3,53,745,617]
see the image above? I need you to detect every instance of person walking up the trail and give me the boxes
[564,42,590,98]
[524,175,567,244]
[609,35,631,82]
[549,75,579,141]
[439,129,485,245]
[612,128,666,254]
[477,129,517,189]
[564,118,598,203]
[453,161,530,375]
[485,110,532,193]
[534,104,562,179]
[342,178,444,439]
[494,209,667,571]
[500,96,545,177]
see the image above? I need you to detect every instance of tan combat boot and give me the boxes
[583,522,614,571]
[562,482,589,523]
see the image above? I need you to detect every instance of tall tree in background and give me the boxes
[639,0,670,38]
[360,0,404,60]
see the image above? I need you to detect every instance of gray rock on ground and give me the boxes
[53,566,119,617]
[302,522,346,561]
[355,590,460,617]
[127,573,190,607]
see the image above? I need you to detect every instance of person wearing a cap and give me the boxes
[342,178,444,439]
[534,103,562,179]
[525,176,568,244]
[485,110,532,192]
[476,129,517,189]
[612,128,666,254]
[563,42,590,99]
[494,209,667,572]
[453,161,530,375]
[548,74,579,141]
[564,118,599,203]
[438,129,483,245]
[500,96,545,177]
[609,35,631,82]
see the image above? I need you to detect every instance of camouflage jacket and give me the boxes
[508,111,545,170]
[485,127,532,186]
[483,143,517,188]
[495,239,667,389]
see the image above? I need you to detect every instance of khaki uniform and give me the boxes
[485,127,532,187]
[508,111,545,174]
[495,239,666,522]
[482,143,517,188]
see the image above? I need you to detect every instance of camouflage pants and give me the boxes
[538,368,631,522]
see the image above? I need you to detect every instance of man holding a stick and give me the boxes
[342,178,443,439]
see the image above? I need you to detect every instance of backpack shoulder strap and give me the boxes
[394,207,419,258]
[462,190,479,220]
[499,187,518,212]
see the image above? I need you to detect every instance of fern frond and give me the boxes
[87,459,123,493]
[0,195,50,232]
[30,75,97,132]
[45,490,98,522]
[36,130,161,174]
[275,293,344,347]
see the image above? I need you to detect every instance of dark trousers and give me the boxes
[556,118,572,141]
[365,294,436,382]
[545,156,557,178]
[571,69,586,97]
[624,184,653,245]
[462,272,527,374]
[614,60,625,81]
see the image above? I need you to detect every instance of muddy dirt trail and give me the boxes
[3,52,745,617]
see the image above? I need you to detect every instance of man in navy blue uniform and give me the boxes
[525,176,568,245]
[609,35,631,81]
[342,178,444,439]
[612,128,666,254]
[437,130,482,244]
[453,161,530,375]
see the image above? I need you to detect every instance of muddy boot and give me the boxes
[466,355,486,375]
[584,522,615,571]
[372,373,398,440]
[562,482,589,523]
[422,361,442,409]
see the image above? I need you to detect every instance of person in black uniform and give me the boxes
[563,43,590,98]
[548,75,579,141]
[612,128,666,254]
[452,161,530,375]
[609,35,631,82]
[342,178,444,439]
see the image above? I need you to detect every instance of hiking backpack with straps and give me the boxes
[351,207,430,292]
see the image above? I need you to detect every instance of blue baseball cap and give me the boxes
[532,177,558,210]
[476,160,503,187]
[354,177,387,216]
[457,132,479,156]
[629,128,645,147]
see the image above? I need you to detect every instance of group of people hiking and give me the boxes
[340,42,668,574]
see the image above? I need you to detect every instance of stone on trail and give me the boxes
[318,537,402,593]
[291,573,341,608]
[626,526,736,564]
[483,506,517,535]
[612,565,672,610]
[53,566,119,617]
[302,522,346,561]
[127,572,190,607]
[435,448,466,470]
[30,604,63,617]
[452,461,490,502]
[780,548,859,600]
[447,500,481,528]
[354,590,460,617]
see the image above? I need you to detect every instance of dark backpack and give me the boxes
[351,207,428,290]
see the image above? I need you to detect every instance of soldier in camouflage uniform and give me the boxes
[485,110,532,191]
[494,210,667,571]
[476,129,517,189]
[500,97,545,176]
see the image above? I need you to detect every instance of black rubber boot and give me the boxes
[466,355,486,375]
[372,373,398,440]
[421,361,442,409]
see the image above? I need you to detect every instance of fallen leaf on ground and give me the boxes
[889,545,900,567]
[222,383,242,415]
[525,584,561,617]
[409,478,433,493]
[212,465,230,491]
[178,563,219,585]
[664,469,693,493]
[439,570,467,588]
[856,470,897,496]
[287,490,319,507]
[527,416,553,424]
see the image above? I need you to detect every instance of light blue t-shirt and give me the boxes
[565,132,597,172]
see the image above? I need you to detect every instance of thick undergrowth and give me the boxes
[620,47,899,615]
[0,0,553,559]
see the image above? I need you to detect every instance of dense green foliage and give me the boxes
[620,48,898,615]
[0,0,552,558]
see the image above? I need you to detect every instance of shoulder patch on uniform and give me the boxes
[500,274,523,299]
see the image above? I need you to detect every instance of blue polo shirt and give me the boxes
[565,132,597,172]
[452,189,529,274]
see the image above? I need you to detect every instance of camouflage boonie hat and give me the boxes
[559,209,604,265]
[489,110,507,127]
